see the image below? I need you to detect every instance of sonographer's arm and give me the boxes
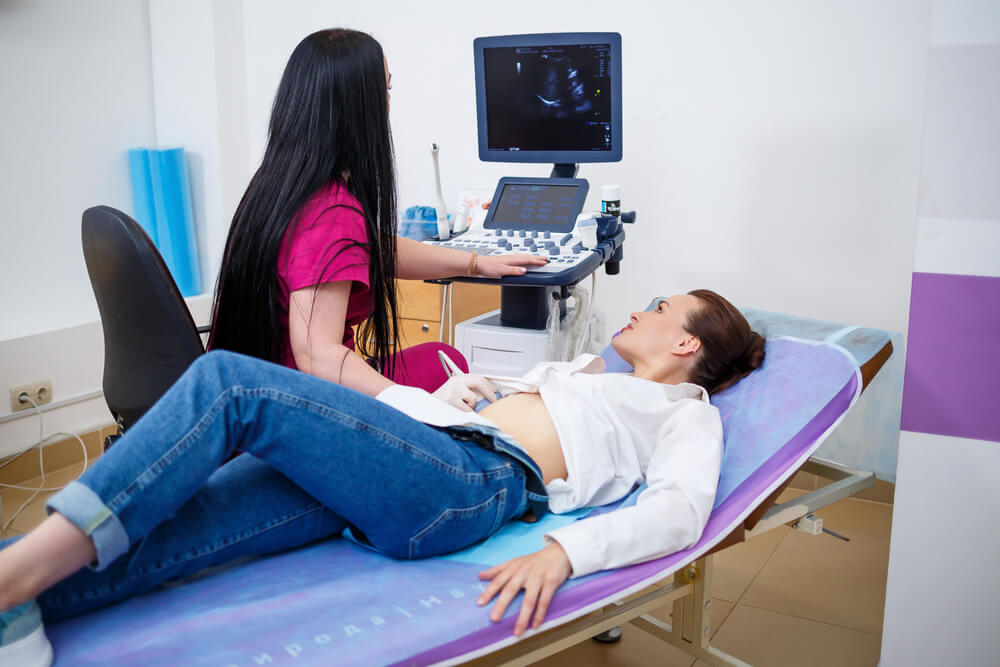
[395,236,547,280]
[288,281,393,397]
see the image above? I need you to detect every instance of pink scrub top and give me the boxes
[276,180,373,369]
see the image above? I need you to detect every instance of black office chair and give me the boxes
[82,205,207,447]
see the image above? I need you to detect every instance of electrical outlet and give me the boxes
[9,380,53,412]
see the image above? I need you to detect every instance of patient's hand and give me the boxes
[477,542,572,636]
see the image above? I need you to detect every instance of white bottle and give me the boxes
[452,201,471,234]
[601,184,621,219]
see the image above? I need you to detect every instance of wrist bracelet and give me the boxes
[467,251,479,277]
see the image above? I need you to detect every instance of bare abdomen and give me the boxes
[478,392,568,483]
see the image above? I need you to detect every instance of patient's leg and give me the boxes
[1,455,346,619]
[0,513,95,610]
[1,350,525,612]
[48,349,526,562]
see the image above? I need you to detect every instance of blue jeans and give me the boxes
[17,351,532,622]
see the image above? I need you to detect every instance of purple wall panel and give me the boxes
[901,272,1000,442]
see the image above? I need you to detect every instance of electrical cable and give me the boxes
[0,393,89,532]
[447,282,454,345]
[573,272,598,358]
[439,283,449,344]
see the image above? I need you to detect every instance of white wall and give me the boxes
[244,0,928,340]
[0,1,234,455]
[147,0,252,295]
[0,0,155,341]
[0,0,156,453]
[881,433,1000,664]
[880,0,1000,663]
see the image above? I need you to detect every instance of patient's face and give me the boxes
[612,294,702,365]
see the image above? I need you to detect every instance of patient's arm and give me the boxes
[478,399,723,635]
[476,541,573,636]
[545,400,723,577]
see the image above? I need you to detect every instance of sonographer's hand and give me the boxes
[432,374,501,411]
[475,253,549,278]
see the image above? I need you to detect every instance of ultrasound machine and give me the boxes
[426,32,631,376]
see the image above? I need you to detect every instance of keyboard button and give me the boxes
[543,231,551,239]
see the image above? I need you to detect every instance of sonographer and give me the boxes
[207,29,546,405]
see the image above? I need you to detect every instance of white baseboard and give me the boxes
[0,294,212,457]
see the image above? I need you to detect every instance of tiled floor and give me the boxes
[0,426,108,538]
[1,464,891,666]
[0,461,95,538]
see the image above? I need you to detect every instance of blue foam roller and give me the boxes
[153,148,201,296]
[128,147,202,296]
[127,148,158,245]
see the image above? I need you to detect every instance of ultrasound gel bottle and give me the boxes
[601,184,621,219]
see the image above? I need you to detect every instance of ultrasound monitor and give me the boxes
[473,32,622,177]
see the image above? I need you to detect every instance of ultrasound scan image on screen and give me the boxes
[483,43,614,153]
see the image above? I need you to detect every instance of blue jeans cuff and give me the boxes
[46,480,130,571]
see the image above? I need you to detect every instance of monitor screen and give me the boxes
[483,177,589,231]
[474,33,622,166]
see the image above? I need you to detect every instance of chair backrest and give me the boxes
[82,205,205,430]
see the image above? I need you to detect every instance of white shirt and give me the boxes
[375,354,723,578]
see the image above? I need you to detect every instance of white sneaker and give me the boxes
[0,600,53,667]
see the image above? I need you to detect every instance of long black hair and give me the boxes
[208,28,399,373]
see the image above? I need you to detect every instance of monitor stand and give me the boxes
[550,163,579,178]
[500,284,568,329]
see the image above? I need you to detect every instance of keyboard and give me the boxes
[425,228,593,274]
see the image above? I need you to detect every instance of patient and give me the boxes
[0,289,763,662]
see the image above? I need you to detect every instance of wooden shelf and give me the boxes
[396,280,499,348]
[356,280,500,351]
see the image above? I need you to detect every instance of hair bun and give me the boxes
[744,331,766,371]
[683,289,767,394]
